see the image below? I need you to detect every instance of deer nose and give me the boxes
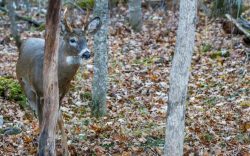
[80,48,91,59]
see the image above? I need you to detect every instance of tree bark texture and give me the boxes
[164,0,197,155]
[92,0,109,117]
[39,0,61,155]
[168,0,180,11]
[128,0,142,32]
[7,0,21,49]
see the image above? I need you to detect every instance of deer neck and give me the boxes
[58,41,81,92]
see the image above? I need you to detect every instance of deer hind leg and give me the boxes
[58,111,69,156]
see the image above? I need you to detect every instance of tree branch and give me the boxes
[0,6,41,27]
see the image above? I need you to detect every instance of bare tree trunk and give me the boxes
[7,0,21,49]
[39,0,61,155]
[164,0,197,155]
[128,0,142,32]
[92,0,109,117]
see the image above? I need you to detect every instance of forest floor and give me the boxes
[0,5,249,156]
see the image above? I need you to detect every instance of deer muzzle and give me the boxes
[79,48,91,59]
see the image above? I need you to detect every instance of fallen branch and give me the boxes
[0,6,41,27]
[225,14,250,39]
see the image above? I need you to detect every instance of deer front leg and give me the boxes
[37,98,43,129]
[58,111,69,156]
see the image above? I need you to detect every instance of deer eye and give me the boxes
[69,37,77,46]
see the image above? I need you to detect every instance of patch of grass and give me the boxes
[133,57,157,66]
[101,141,115,149]
[82,118,91,126]
[0,76,27,109]
[133,129,143,137]
[204,97,217,106]
[141,136,164,147]
[199,81,208,88]
[220,142,227,148]
[80,91,92,101]
[79,107,88,115]
[236,133,250,144]
[201,43,212,53]
[202,133,214,142]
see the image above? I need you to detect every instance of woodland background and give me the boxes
[0,0,249,155]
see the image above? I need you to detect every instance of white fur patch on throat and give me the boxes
[66,56,82,65]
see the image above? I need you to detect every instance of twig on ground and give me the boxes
[225,14,250,39]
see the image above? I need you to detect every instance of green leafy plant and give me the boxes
[201,43,212,53]
[80,91,92,101]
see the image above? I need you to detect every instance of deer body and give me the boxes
[16,38,81,107]
[17,37,85,109]
[15,17,101,155]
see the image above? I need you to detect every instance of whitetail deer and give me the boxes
[14,10,102,155]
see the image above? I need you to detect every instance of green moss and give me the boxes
[0,76,27,109]
[76,0,95,9]
[210,50,230,59]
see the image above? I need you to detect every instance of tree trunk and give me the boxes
[7,0,21,49]
[92,0,109,117]
[166,0,180,12]
[128,0,142,32]
[164,0,197,155]
[39,0,61,155]
[211,0,243,18]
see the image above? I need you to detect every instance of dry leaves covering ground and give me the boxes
[0,6,249,156]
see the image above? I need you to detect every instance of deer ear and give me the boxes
[84,17,102,35]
